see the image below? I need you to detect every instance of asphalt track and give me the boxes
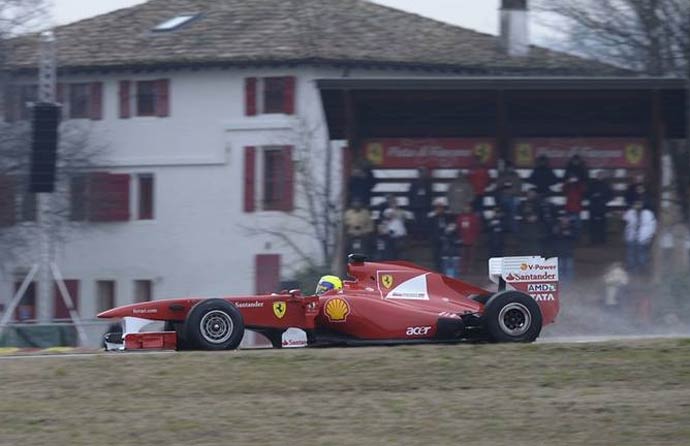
[1,334,686,360]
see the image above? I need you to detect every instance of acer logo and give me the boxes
[531,293,556,301]
[406,326,432,336]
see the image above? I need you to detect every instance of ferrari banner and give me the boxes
[513,138,649,169]
[363,138,496,169]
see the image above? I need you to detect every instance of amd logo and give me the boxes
[527,283,556,292]
[406,326,432,336]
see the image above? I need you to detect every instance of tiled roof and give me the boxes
[6,0,630,75]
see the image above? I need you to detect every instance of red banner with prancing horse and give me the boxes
[363,138,496,169]
[513,138,649,169]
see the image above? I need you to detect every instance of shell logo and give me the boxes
[324,298,351,323]
[520,263,528,271]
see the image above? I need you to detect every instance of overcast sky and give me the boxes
[52,0,503,35]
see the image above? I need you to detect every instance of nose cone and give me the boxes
[97,307,126,319]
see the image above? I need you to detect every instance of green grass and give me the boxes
[1,340,690,446]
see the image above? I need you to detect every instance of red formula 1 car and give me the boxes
[98,255,560,351]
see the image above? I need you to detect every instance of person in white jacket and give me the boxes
[623,201,657,273]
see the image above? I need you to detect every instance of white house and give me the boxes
[0,0,620,333]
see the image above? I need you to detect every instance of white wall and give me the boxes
[1,65,457,321]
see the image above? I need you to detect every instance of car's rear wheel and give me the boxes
[184,299,244,350]
[483,291,542,343]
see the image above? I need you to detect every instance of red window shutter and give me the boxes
[255,254,281,294]
[119,80,131,119]
[54,279,79,320]
[0,175,16,227]
[245,77,257,116]
[155,79,170,117]
[281,146,294,211]
[89,82,103,120]
[244,146,256,212]
[89,172,130,222]
[283,76,296,115]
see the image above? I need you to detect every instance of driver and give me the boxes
[315,275,343,295]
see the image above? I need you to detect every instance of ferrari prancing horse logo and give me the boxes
[273,301,286,319]
[381,274,394,289]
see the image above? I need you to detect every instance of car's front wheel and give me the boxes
[483,291,542,343]
[184,299,245,350]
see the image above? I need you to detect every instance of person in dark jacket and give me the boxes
[553,213,577,282]
[487,206,506,258]
[347,163,375,206]
[587,170,614,244]
[428,199,454,272]
[518,189,542,255]
[407,167,434,236]
[625,172,651,209]
[527,155,559,196]
[537,195,559,257]
[564,154,589,184]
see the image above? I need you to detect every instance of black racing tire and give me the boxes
[183,299,245,351]
[483,291,542,343]
[164,321,192,351]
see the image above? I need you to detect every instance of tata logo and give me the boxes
[527,283,556,292]
[406,326,432,336]
[531,293,556,302]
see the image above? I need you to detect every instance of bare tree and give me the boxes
[243,119,343,280]
[534,0,690,218]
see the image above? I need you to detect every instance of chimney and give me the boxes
[500,0,530,57]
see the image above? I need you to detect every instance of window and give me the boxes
[96,280,116,314]
[68,83,90,119]
[255,255,281,294]
[14,280,36,321]
[136,81,156,116]
[263,148,285,210]
[134,280,153,303]
[18,85,38,121]
[153,14,198,31]
[69,173,131,222]
[137,174,154,220]
[244,76,295,116]
[244,146,294,212]
[263,78,288,114]
[54,280,79,320]
[125,80,169,118]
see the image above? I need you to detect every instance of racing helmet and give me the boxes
[315,275,343,295]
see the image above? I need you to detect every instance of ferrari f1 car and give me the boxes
[98,255,560,351]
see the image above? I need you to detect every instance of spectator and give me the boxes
[564,154,589,184]
[343,198,374,256]
[625,172,651,209]
[468,154,491,196]
[527,155,559,196]
[372,223,395,261]
[563,174,586,233]
[518,189,542,255]
[428,199,454,271]
[623,201,657,274]
[553,213,577,281]
[382,196,409,259]
[348,162,375,206]
[447,170,475,216]
[487,206,506,258]
[407,167,434,235]
[587,170,614,244]
[602,262,629,313]
[537,195,559,257]
[456,203,481,274]
[494,160,522,233]
[440,222,461,278]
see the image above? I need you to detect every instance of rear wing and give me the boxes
[488,256,560,325]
